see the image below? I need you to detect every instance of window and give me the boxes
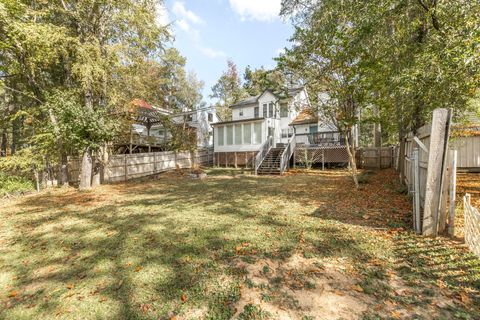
[218,126,224,146]
[263,104,268,118]
[243,124,251,144]
[253,122,262,144]
[185,114,193,122]
[208,113,213,122]
[281,129,288,139]
[269,103,274,118]
[309,125,318,134]
[239,108,244,117]
[226,125,233,145]
[254,107,259,118]
[280,104,288,117]
[235,125,242,145]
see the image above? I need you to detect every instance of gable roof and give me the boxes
[230,86,305,109]
[290,109,318,125]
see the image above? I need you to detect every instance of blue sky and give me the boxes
[158,0,293,104]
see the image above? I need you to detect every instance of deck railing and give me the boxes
[279,133,296,175]
[254,136,273,175]
[296,132,346,146]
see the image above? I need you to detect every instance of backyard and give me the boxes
[1,169,479,319]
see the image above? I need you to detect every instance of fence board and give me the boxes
[68,148,213,184]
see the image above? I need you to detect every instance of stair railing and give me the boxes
[254,136,273,175]
[279,133,296,175]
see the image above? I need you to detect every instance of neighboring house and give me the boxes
[116,99,218,154]
[212,86,351,174]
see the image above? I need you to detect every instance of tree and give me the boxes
[0,0,170,189]
[280,0,480,187]
[211,60,246,120]
[243,66,287,96]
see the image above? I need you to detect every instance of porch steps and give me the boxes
[257,147,285,175]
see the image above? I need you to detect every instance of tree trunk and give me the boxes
[398,126,406,184]
[344,128,359,189]
[59,152,69,186]
[91,151,101,187]
[10,117,20,155]
[374,106,382,147]
[1,127,7,157]
[79,148,93,190]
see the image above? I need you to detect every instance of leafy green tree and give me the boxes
[211,60,247,120]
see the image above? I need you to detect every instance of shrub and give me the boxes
[0,172,35,196]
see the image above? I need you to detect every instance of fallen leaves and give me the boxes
[7,291,17,298]
[181,293,187,303]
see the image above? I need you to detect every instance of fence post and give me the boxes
[413,148,421,234]
[448,150,457,237]
[124,154,128,181]
[423,108,451,236]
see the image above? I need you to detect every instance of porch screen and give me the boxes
[243,123,251,144]
[253,122,262,144]
[226,125,233,145]
[218,126,224,146]
[235,125,242,145]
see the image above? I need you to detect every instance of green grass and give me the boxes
[0,172,35,196]
[0,168,479,319]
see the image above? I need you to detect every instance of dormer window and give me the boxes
[208,113,213,122]
[239,108,244,117]
[268,103,274,118]
[263,104,268,118]
[254,106,259,118]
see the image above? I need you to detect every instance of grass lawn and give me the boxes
[0,168,479,319]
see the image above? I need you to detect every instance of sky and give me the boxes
[158,0,293,104]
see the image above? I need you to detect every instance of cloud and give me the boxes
[229,0,281,22]
[172,1,204,25]
[199,46,226,59]
[155,2,170,26]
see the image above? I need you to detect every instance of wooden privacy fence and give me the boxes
[68,148,213,184]
[464,194,480,257]
[400,108,454,236]
[357,147,396,169]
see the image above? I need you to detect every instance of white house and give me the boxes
[212,86,351,173]
[122,99,219,154]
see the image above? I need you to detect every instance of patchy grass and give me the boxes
[0,168,479,319]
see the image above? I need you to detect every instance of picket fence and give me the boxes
[464,194,480,257]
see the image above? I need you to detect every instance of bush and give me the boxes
[0,172,35,196]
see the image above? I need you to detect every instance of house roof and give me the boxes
[230,95,261,108]
[230,86,305,109]
[290,109,318,125]
[130,99,155,110]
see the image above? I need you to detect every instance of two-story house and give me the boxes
[212,87,309,172]
[212,87,352,174]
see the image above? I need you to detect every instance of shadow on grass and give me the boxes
[1,169,478,319]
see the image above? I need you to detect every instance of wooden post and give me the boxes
[422,108,451,236]
[439,161,451,233]
[448,150,457,237]
[234,152,238,168]
[225,152,227,168]
[413,148,421,234]
[124,154,128,181]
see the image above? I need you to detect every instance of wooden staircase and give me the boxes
[257,147,285,175]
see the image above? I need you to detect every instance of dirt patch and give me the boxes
[233,254,373,320]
